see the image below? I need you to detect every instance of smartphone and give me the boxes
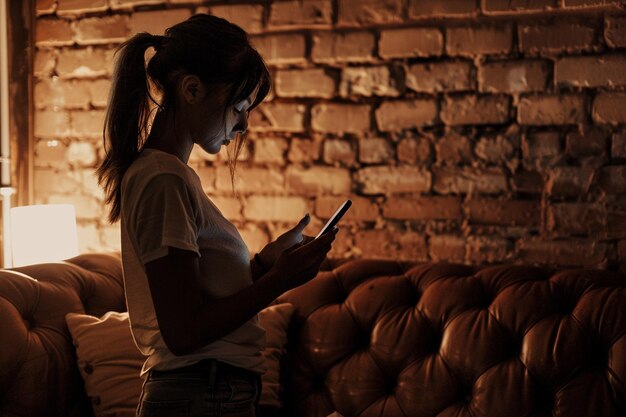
[315,199,352,239]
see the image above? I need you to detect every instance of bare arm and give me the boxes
[144,231,336,356]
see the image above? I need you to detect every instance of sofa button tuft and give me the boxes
[84,364,94,374]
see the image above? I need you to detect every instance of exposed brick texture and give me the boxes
[31,1,626,270]
[379,28,443,58]
[446,25,513,56]
[519,21,596,53]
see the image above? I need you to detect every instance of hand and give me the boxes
[257,213,315,268]
[269,227,338,292]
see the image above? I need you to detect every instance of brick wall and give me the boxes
[33,0,626,271]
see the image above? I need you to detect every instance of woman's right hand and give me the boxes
[269,227,338,292]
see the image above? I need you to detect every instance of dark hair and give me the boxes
[97,14,271,223]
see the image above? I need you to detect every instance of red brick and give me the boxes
[312,103,371,134]
[250,102,306,132]
[593,93,626,125]
[467,199,540,227]
[209,4,264,34]
[518,95,586,126]
[253,138,288,165]
[34,167,83,195]
[433,167,508,194]
[479,60,550,93]
[546,166,595,198]
[355,229,428,262]
[36,18,73,45]
[512,170,544,194]
[35,138,69,168]
[130,9,191,35]
[56,47,114,78]
[286,166,352,196]
[547,203,605,236]
[338,0,404,25]
[467,236,511,264]
[606,210,626,239]
[216,166,284,193]
[484,0,558,12]
[66,141,97,167]
[322,139,357,166]
[379,28,443,58]
[474,135,516,166]
[517,237,607,267]
[34,50,56,78]
[383,196,462,220]
[557,55,626,88]
[35,79,90,110]
[522,131,561,160]
[275,69,336,98]
[312,31,375,63]
[71,110,106,136]
[208,196,243,221]
[375,99,438,131]
[288,138,322,163]
[111,0,167,10]
[359,138,394,164]
[612,133,626,159]
[565,128,608,158]
[356,166,431,194]
[435,132,472,165]
[270,0,332,27]
[441,95,510,126]
[37,0,56,15]
[599,166,626,193]
[340,66,402,97]
[605,15,626,48]
[57,0,108,15]
[407,61,473,92]
[35,110,71,138]
[446,25,513,56]
[315,196,378,222]
[410,0,478,17]
[244,196,309,222]
[88,79,111,108]
[518,21,596,53]
[74,15,130,45]
[429,235,465,263]
[564,0,617,6]
[251,33,307,65]
[398,136,431,164]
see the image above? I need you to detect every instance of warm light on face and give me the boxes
[10,204,79,267]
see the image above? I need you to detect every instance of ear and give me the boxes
[180,74,205,105]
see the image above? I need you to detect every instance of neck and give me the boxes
[143,110,193,163]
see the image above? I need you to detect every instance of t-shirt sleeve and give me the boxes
[129,173,201,264]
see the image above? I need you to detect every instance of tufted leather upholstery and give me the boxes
[0,253,124,417]
[0,255,624,417]
[277,260,626,417]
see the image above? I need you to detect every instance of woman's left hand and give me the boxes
[257,213,315,268]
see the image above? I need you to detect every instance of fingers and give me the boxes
[292,213,311,232]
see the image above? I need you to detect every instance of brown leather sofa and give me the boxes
[0,253,625,417]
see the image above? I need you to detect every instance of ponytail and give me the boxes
[97,33,158,223]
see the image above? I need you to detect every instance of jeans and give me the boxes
[136,359,262,417]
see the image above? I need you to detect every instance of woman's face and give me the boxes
[195,87,258,155]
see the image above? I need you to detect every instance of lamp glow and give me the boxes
[10,204,79,267]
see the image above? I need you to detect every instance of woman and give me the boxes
[96,14,337,417]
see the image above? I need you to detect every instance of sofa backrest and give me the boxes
[0,253,124,417]
[277,260,626,417]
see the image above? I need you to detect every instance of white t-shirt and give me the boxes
[120,148,266,377]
